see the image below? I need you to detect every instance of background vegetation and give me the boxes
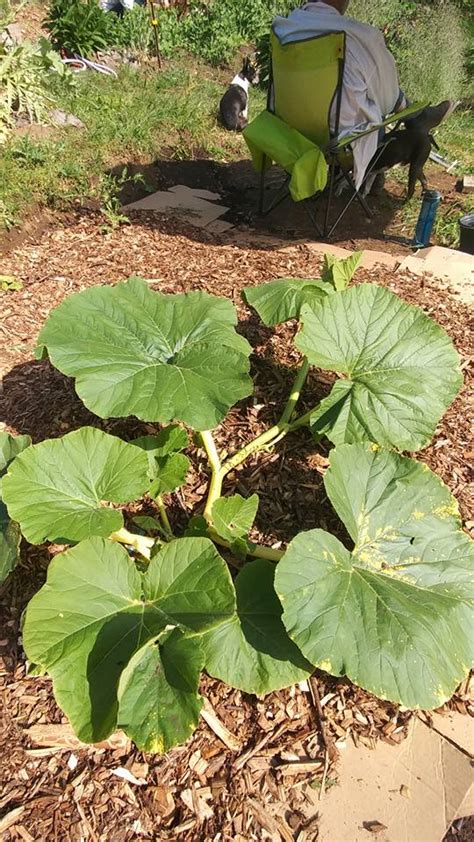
[0,0,472,242]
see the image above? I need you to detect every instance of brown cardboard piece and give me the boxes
[121,185,230,229]
[397,246,474,304]
[318,715,474,842]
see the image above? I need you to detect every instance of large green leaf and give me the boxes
[242,277,333,326]
[2,427,150,545]
[22,536,235,743]
[275,444,473,709]
[133,433,190,496]
[0,432,31,583]
[36,277,253,430]
[202,559,312,694]
[118,630,204,753]
[296,284,462,451]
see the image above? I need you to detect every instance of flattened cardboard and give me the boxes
[318,716,474,842]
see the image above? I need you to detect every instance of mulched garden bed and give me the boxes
[0,211,472,840]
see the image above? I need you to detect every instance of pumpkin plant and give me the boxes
[1,253,472,753]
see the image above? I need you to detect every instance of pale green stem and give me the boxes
[109,527,155,560]
[286,405,316,432]
[279,357,310,425]
[200,430,223,521]
[220,358,312,477]
[156,495,174,538]
[208,527,283,562]
[220,422,283,476]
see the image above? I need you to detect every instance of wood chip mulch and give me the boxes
[0,211,472,841]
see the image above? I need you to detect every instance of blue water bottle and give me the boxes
[412,190,441,248]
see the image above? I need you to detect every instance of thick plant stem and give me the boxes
[279,357,310,425]
[109,527,155,560]
[287,405,315,432]
[201,430,223,521]
[220,359,312,477]
[208,527,284,562]
[221,422,283,476]
[156,495,173,538]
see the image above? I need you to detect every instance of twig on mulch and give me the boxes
[200,698,242,751]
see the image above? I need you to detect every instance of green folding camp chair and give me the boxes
[243,29,427,238]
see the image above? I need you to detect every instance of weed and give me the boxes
[0,274,22,290]
[98,167,146,232]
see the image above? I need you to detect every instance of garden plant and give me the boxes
[1,254,472,754]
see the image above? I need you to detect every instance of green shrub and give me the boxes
[44,0,115,57]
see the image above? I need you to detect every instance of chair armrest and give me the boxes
[330,101,429,151]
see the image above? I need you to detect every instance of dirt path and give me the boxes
[0,213,472,840]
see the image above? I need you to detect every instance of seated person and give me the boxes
[272,0,446,190]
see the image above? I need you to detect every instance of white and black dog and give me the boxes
[219,57,259,132]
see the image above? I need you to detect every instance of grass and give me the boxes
[0,59,266,229]
[435,108,474,174]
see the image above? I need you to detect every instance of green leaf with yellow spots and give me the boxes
[118,630,204,753]
[275,444,473,710]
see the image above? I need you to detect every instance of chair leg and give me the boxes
[259,173,291,217]
[258,154,267,215]
[325,169,370,238]
[303,199,323,238]
[323,158,337,237]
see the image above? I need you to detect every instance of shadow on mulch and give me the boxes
[109,156,407,250]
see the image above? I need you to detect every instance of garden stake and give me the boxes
[147,0,162,68]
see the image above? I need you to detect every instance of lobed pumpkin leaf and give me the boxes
[202,559,313,695]
[275,444,473,710]
[212,493,259,542]
[2,427,150,545]
[321,251,363,291]
[242,277,333,326]
[22,536,235,743]
[133,433,190,495]
[36,277,253,430]
[0,431,32,583]
[118,630,204,753]
[296,284,462,451]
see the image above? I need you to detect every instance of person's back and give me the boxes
[272,1,404,186]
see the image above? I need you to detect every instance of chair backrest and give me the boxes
[270,29,345,149]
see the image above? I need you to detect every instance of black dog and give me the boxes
[219,57,259,132]
[367,100,454,200]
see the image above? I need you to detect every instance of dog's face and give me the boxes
[242,58,259,86]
